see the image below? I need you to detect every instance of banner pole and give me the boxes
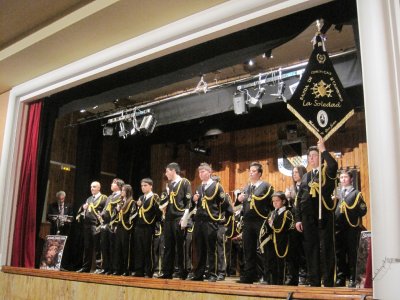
[319,150,322,220]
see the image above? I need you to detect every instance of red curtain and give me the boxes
[11,101,42,268]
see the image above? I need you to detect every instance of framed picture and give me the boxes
[39,235,68,270]
[355,230,371,287]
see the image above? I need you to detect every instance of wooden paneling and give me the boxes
[150,111,370,229]
[47,111,370,229]
[1,267,373,300]
[43,114,78,222]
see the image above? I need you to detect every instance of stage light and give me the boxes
[246,87,265,109]
[103,125,114,136]
[233,92,247,115]
[271,81,286,102]
[255,87,266,100]
[248,59,254,66]
[118,122,129,139]
[262,50,273,59]
[130,119,138,135]
[80,109,86,113]
[192,146,210,156]
[139,114,157,135]
[204,128,223,137]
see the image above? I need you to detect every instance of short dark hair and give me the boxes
[141,178,153,186]
[211,175,220,183]
[166,162,180,174]
[293,165,307,185]
[340,170,353,179]
[272,191,288,206]
[113,178,125,190]
[307,146,319,155]
[250,162,263,176]
[122,184,133,199]
[198,162,212,172]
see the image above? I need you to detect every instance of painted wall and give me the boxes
[0,91,9,161]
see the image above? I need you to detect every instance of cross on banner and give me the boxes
[287,34,354,141]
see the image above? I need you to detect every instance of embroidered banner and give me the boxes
[287,34,354,141]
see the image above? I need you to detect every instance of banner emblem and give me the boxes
[287,34,354,141]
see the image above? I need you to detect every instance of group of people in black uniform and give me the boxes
[48,138,367,287]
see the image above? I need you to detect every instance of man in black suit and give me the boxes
[47,191,73,235]
[95,178,124,274]
[335,170,367,287]
[76,181,108,273]
[235,162,274,284]
[189,163,227,282]
[158,162,192,279]
[295,138,338,287]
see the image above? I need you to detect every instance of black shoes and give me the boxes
[188,276,204,281]
[206,275,217,282]
[348,280,356,288]
[335,278,346,287]
[237,277,254,284]
[157,273,173,279]
[76,268,90,273]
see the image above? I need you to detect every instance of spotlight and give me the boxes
[103,125,114,136]
[204,128,223,137]
[118,122,129,139]
[271,81,286,102]
[130,116,138,135]
[139,114,157,135]
[192,146,211,156]
[289,82,299,95]
[246,87,265,109]
[80,109,86,113]
[233,92,247,115]
[255,87,266,100]
[248,59,254,66]
[262,50,273,59]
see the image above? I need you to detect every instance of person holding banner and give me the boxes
[295,139,338,287]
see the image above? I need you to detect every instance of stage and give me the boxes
[1,266,372,300]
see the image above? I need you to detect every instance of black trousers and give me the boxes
[113,226,131,274]
[100,225,115,272]
[336,226,361,281]
[265,242,285,284]
[242,219,264,280]
[285,230,304,285]
[192,219,218,278]
[185,230,193,274]
[134,224,155,277]
[82,224,97,271]
[302,212,335,287]
[226,238,243,276]
[153,233,164,274]
[216,224,227,275]
[162,218,186,277]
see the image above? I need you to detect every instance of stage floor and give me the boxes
[1,266,373,300]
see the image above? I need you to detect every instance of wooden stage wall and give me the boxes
[44,111,370,230]
[0,267,373,300]
[150,111,370,229]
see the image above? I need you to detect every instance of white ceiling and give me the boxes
[0,0,355,110]
[0,0,227,94]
